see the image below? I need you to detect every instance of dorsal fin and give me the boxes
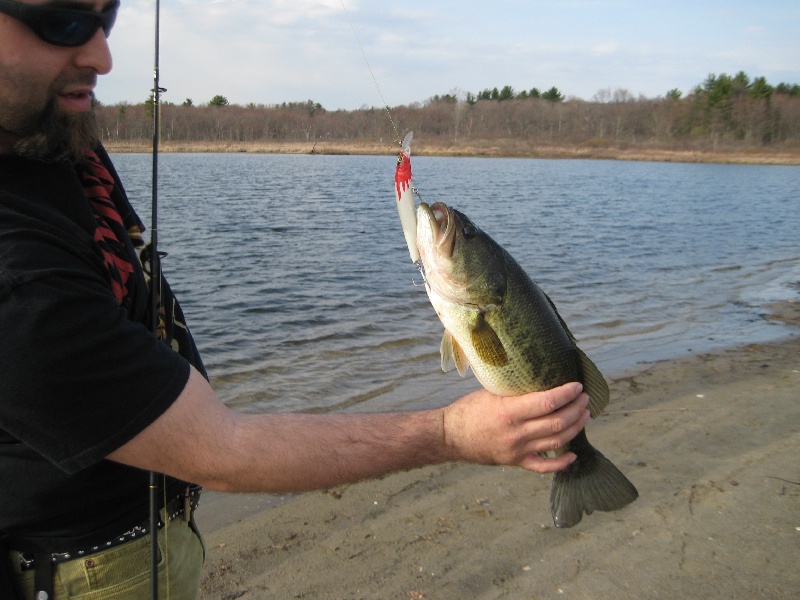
[542,290,578,344]
[541,291,609,415]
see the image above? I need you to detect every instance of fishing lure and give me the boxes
[394,131,420,264]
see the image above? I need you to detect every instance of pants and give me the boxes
[9,514,205,600]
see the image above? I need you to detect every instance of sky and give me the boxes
[98,0,800,110]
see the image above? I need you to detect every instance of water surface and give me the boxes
[112,153,800,414]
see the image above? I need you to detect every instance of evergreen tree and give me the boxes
[209,95,229,107]
[498,85,515,101]
[542,87,564,102]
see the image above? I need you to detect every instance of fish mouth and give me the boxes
[418,201,456,259]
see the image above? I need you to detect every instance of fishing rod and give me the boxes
[149,0,167,598]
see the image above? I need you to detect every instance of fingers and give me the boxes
[496,382,584,428]
[523,394,590,455]
[505,384,591,473]
[524,381,584,419]
[530,391,590,444]
[518,451,578,474]
[505,384,589,443]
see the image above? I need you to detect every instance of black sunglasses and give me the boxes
[0,0,119,47]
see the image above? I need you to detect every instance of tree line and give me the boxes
[96,72,800,151]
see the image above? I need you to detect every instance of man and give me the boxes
[0,1,590,598]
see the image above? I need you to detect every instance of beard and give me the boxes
[12,96,100,166]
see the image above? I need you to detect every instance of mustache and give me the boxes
[53,71,98,95]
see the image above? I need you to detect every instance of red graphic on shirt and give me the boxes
[80,150,136,306]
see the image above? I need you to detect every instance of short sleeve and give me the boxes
[0,200,190,473]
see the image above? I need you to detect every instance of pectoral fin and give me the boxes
[441,331,470,376]
[470,315,508,367]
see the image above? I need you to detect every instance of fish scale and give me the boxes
[480,254,580,395]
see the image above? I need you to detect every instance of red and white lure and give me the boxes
[394,131,421,264]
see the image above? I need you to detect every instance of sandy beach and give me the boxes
[196,304,799,599]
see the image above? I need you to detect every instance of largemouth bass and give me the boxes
[416,201,638,528]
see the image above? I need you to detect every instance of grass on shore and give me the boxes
[104,139,800,165]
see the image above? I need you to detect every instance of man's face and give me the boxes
[0,0,113,162]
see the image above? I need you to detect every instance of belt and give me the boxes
[17,485,201,571]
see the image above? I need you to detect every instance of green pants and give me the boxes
[10,515,204,600]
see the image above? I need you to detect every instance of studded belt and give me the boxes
[16,485,201,571]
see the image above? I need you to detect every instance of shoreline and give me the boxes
[197,299,799,533]
[105,140,800,166]
[196,302,799,599]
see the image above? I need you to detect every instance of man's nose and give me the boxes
[73,29,113,75]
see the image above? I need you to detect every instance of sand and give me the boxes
[195,314,799,599]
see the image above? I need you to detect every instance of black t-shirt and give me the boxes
[0,149,206,550]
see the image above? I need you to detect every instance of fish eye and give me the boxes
[462,223,478,239]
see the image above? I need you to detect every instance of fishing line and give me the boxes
[339,0,402,146]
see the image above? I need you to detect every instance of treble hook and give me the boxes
[411,259,427,288]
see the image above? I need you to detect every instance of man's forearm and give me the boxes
[110,368,452,493]
[210,409,449,493]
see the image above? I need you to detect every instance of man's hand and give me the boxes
[442,382,590,473]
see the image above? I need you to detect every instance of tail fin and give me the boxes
[550,441,638,528]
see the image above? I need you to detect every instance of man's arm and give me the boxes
[108,366,590,493]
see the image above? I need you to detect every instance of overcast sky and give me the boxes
[98,0,800,110]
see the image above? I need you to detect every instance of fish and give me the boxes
[394,131,420,264]
[416,201,638,528]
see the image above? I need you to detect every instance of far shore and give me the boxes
[104,139,800,166]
